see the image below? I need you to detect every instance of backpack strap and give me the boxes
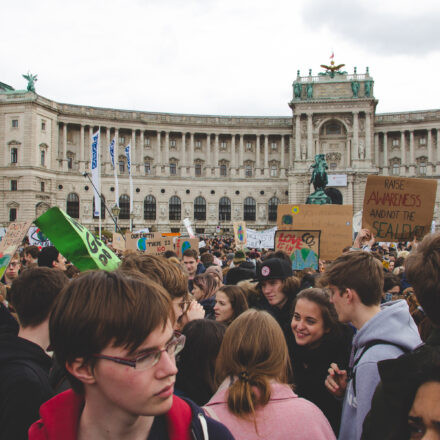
[349,339,410,398]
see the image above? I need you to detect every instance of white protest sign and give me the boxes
[183,218,195,238]
[246,227,277,249]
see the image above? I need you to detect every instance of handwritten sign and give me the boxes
[28,226,52,248]
[35,207,120,271]
[175,238,199,259]
[233,222,247,246]
[112,233,125,251]
[275,230,320,270]
[362,176,437,241]
[246,227,277,249]
[277,204,352,260]
[125,232,162,251]
[0,221,32,279]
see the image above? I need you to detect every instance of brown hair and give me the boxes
[405,232,440,325]
[215,309,291,418]
[49,270,172,393]
[120,253,188,299]
[193,272,219,301]
[183,248,198,260]
[216,285,249,323]
[319,251,383,306]
[24,245,40,259]
[9,267,68,328]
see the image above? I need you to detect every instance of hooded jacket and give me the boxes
[0,333,54,440]
[29,389,234,440]
[338,300,421,440]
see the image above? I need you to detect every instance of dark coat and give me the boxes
[200,296,216,320]
[361,327,440,440]
[289,324,354,435]
[0,333,54,440]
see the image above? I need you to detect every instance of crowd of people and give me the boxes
[0,228,439,439]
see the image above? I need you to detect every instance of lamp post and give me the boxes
[111,204,120,233]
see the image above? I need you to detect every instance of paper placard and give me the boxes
[0,221,32,279]
[362,176,437,242]
[28,226,52,248]
[277,204,352,260]
[275,230,320,270]
[175,238,199,259]
[246,227,277,249]
[35,207,120,271]
[112,233,125,251]
[125,232,173,255]
[183,218,195,239]
[233,222,247,246]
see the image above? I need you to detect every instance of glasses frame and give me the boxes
[92,332,185,369]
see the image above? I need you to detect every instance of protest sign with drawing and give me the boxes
[0,221,33,279]
[175,238,199,258]
[125,232,173,255]
[362,176,437,241]
[233,222,247,247]
[112,233,125,251]
[275,230,320,270]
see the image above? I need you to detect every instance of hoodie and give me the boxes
[338,300,421,440]
[0,333,54,440]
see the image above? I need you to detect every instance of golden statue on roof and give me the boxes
[319,54,347,78]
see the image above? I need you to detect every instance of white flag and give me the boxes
[124,144,133,214]
[109,138,119,206]
[91,131,100,216]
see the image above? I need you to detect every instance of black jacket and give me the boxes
[0,333,54,440]
[361,327,440,440]
[289,324,354,435]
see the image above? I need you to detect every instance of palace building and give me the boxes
[1,64,439,234]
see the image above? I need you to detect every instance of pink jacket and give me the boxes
[204,380,336,440]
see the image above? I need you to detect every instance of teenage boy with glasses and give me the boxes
[29,270,233,440]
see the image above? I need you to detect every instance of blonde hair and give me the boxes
[215,309,291,418]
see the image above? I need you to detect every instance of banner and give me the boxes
[27,226,52,248]
[362,176,437,242]
[91,130,100,217]
[246,227,277,249]
[233,222,247,246]
[112,233,125,251]
[275,230,320,270]
[0,221,32,279]
[175,238,199,259]
[109,138,119,207]
[183,218,195,238]
[124,144,133,214]
[277,204,352,260]
[35,207,120,271]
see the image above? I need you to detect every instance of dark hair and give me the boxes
[120,253,188,299]
[216,286,249,323]
[37,246,60,268]
[193,272,219,301]
[24,245,40,259]
[9,267,68,327]
[383,273,401,293]
[176,319,226,405]
[163,250,178,259]
[50,270,172,393]
[405,232,440,325]
[261,250,291,263]
[183,248,198,260]
[200,253,214,267]
[319,251,383,306]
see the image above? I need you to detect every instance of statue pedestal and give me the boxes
[306,190,332,205]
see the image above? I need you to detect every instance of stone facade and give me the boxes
[1,67,439,234]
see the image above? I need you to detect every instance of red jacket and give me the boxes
[29,389,192,440]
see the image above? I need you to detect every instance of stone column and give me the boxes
[264,135,269,176]
[89,126,94,170]
[346,139,351,168]
[436,129,440,174]
[214,134,219,177]
[401,131,406,175]
[164,132,170,176]
[428,129,433,172]
[295,115,301,161]
[156,132,162,175]
[280,136,285,169]
[206,134,211,170]
[353,112,359,160]
[62,123,68,171]
[79,125,85,172]
[383,132,388,174]
[365,112,371,162]
[181,132,186,176]
[409,130,415,174]
[374,132,379,166]
[140,130,144,170]
[131,129,136,175]
[307,113,313,160]
[231,134,236,176]
[239,134,244,177]
[256,135,261,172]
[189,133,195,176]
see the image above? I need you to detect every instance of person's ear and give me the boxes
[345,288,355,304]
[66,358,97,385]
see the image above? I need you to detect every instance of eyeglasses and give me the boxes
[92,332,185,370]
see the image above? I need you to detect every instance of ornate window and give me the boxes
[93,196,106,219]
[119,156,126,173]
[392,163,400,175]
[11,148,18,164]
[66,193,80,219]
[219,160,229,177]
[220,141,227,151]
[244,197,256,221]
[169,196,181,221]
[144,156,153,175]
[195,140,202,150]
[219,197,231,221]
[119,195,130,219]
[324,122,342,135]
[194,196,206,221]
[170,162,177,175]
[11,180,17,191]
[417,157,428,176]
[243,160,254,177]
[144,195,156,220]
[195,163,202,176]
[170,139,177,148]
[271,142,277,151]
[268,197,279,221]
[9,208,17,222]
[246,142,253,151]
[11,119,18,128]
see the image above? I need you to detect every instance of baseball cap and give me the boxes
[256,258,292,282]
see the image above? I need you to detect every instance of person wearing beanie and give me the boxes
[225,250,256,286]
[37,246,67,271]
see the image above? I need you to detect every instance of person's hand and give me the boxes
[325,363,348,398]
[180,300,205,327]
[367,232,375,248]
[353,229,371,248]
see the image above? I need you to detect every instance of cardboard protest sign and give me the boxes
[246,227,277,249]
[233,222,247,246]
[125,232,162,251]
[275,230,320,270]
[28,226,52,248]
[277,204,352,260]
[112,233,125,251]
[362,176,437,242]
[35,207,120,271]
[0,221,32,279]
[125,232,173,255]
[175,238,199,259]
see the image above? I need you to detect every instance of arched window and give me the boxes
[194,196,206,221]
[220,164,227,176]
[244,197,256,221]
[66,193,80,219]
[268,197,279,222]
[144,195,156,220]
[219,197,231,221]
[93,196,106,219]
[169,196,181,221]
[119,195,130,219]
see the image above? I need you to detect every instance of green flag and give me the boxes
[35,207,120,271]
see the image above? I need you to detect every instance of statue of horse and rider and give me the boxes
[306,154,332,205]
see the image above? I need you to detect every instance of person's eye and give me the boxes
[306,319,317,325]
[293,314,300,320]
[408,421,424,439]
[136,351,157,369]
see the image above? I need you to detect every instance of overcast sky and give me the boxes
[2,0,440,116]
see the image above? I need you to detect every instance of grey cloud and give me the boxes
[301,0,440,55]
